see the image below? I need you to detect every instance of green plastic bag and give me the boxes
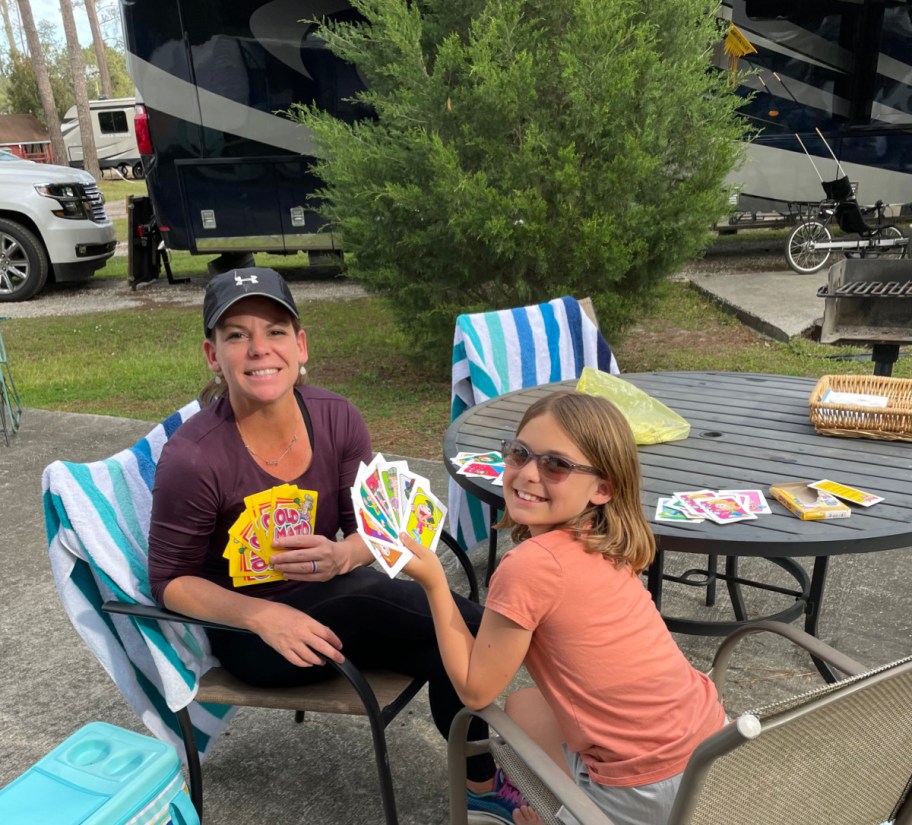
[575,368,691,445]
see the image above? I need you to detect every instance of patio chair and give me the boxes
[450,296,620,583]
[0,316,23,446]
[42,400,478,825]
[447,620,912,825]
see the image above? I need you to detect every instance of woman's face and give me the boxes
[503,412,611,538]
[203,296,307,411]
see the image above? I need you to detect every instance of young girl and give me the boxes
[402,390,726,825]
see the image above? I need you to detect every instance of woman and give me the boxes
[147,267,495,792]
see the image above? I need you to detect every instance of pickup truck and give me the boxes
[0,149,116,301]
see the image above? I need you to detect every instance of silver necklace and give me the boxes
[236,423,298,467]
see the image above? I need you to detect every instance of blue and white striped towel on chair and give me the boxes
[42,399,235,764]
[449,296,620,551]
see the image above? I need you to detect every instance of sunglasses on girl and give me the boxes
[500,440,600,482]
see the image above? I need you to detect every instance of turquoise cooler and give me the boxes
[0,721,199,824]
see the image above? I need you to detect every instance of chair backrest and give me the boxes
[41,400,235,763]
[821,176,855,202]
[452,655,912,825]
[670,655,912,825]
[448,296,620,548]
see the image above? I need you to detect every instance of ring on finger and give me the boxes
[310,560,318,574]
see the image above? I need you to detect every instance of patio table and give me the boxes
[444,372,912,678]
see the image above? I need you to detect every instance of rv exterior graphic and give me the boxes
[61,98,143,179]
[121,0,912,277]
[723,0,912,215]
[120,0,366,271]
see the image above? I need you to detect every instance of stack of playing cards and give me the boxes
[655,489,771,525]
[449,451,505,486]
[224,484,319,587]
[351,454,447,578]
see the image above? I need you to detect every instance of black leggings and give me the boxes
[208,567,495,782]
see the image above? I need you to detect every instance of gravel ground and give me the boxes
[1,234,788,320]
[0,272,369,319]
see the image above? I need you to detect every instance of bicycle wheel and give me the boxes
[877,225,906,259]
[785,220,833,274]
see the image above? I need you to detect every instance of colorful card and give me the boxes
[672,490,718,518]
[808,479,883,507]
[697,495,757,525]
[223,484,319,586]
[350,456,447,577]
[654,497,705,523]
[404,483,446,553]
[450,451,505,481]
[717,489,771,515]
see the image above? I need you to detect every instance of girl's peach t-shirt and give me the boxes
[485,529,726,787]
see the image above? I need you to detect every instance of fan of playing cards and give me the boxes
[224,484,319,587]
[351,454,447,578]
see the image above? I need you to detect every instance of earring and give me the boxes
[214,373,223,385]
[299,365,307,377]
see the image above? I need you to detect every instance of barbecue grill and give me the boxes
[817,258,912,375]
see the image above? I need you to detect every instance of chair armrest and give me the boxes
[709,620,867,696]
[102,600,252,634]
[101,600,408,717]
[448,704,614,825]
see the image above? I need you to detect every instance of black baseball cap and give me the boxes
[203,267,299,335]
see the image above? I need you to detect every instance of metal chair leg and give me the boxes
[484,506,500,586]
[176,706,204,822]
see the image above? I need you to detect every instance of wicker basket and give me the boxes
[808,375,912,441]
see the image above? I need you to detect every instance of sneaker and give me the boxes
[467,768,527,824]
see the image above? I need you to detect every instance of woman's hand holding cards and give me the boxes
[271,533,350,581]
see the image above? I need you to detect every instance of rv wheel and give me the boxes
[132,162,145,180]
[117,163,130,179]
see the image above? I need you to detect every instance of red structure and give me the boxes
[0,114,53,163]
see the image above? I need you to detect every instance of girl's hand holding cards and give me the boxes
[350,453,447,578]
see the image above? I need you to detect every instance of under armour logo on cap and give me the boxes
[203,267,300,335]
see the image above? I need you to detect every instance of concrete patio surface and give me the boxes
[2,408,911,824]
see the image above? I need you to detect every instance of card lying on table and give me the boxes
[351,453,447,578]
[808,479,884,507]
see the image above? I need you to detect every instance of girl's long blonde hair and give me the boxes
[498,390,656,573]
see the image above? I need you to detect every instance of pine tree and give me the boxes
[290,0,750,368]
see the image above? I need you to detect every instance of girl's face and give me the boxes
[203,296,307,412]
[503,412,612,538]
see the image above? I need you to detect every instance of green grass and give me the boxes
[4,280,908,459]
[98,178,147,205]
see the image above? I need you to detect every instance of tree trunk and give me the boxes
[16,0,67,166]
[83,0,112,99]
[0,0,18,56]
[59,0,101,179]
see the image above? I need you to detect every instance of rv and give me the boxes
[721,0,912,216]
[62,97,143,179]
[120,0,367,276]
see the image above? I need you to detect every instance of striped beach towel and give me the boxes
[449,296,620,549]
[42,400,235,764]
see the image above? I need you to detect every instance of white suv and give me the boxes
[0,149,116,301]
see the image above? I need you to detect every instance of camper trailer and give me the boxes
[120,0,912,279]
[721,0,912,216]
[120,0,366,276]
[62,97,143,179]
